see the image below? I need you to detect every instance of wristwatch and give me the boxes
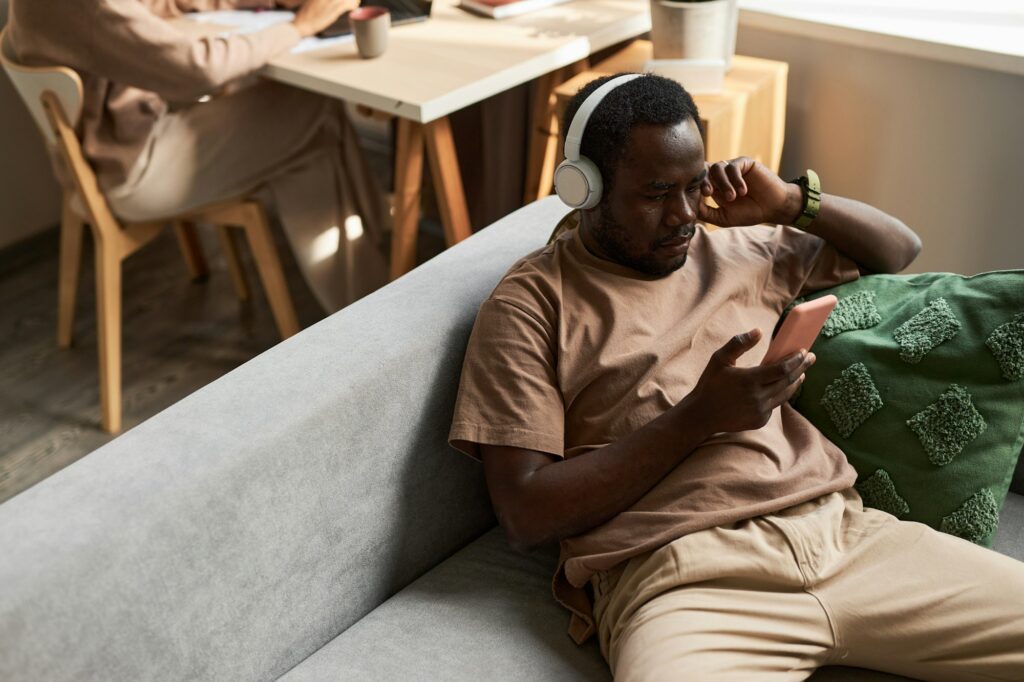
[790,169,821,229]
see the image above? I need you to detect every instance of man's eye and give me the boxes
[686,185,701,194]
[645,194,668,201]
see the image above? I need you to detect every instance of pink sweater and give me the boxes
[7,0,302,189]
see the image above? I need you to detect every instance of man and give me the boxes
[6,0,387,312]
[449,74,1024,680]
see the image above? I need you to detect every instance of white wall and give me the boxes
[0,0,62,251]
[737,25,1024,275]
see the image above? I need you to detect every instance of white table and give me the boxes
[263,0,650,277]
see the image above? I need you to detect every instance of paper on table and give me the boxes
[185,10,353,53]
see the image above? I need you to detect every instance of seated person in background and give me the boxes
[449,74,1024,680]
[6,0,387,312]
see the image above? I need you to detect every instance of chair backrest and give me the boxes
[1,27,121,235]
[0,27,83,145]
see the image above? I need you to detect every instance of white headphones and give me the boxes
[554,73,643,210]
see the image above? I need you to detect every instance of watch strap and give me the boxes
[792,168,821,229]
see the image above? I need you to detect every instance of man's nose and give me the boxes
[664,192,697,227]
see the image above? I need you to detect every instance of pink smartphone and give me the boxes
[761,295,838,365]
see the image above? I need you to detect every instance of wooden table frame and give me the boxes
[391,56,592,278]
[256,0,651,279]
[389,116,472,278]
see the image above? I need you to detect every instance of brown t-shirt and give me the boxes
[449,216,861,644]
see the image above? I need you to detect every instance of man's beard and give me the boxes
[592,205,693,277]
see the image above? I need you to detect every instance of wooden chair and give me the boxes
[1,29,300,433]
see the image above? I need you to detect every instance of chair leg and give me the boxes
[241,205,299,339]
[216,225,250,301]
[173,220,209,281]
[57,196,85,348]
[92,229,123,433]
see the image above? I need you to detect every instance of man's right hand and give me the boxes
[292,0,359,38]
[690,329,815,434]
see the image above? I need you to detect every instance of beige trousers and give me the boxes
[592,487,1024,681]
[106,81,389,313]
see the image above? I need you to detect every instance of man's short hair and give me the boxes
[562,73,702,195]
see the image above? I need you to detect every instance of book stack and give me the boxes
[460,0,572,19]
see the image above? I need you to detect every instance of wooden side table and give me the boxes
[530,41,788,199]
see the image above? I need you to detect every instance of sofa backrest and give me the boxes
[0,197,572,681]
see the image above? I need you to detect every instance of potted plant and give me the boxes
[649,0,739,69]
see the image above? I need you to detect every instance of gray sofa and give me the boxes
[1,196,1022,681]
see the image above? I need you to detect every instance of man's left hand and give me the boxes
[698,157,802,228]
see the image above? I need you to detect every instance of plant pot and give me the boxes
[649,0,738,69]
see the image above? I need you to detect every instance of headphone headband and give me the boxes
[563,73,643,162]
[555,73,644,210]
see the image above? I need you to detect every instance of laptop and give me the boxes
[317,0,433,38]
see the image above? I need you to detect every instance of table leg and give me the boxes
[424,116,472,249]
[389,118,425,280]
[523,59,589,204]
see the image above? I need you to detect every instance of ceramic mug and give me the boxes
[350,7,390,59]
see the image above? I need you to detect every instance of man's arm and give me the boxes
[483,396,708,552]
[780,189,921,275]
[483,329,815,551]
[699,158,922,274]
[17,0,349,103]
[165,0,351,37]
[141,1,276,18]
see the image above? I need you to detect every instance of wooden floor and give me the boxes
[0,216,445,505]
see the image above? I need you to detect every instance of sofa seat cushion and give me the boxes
[281,496,1024,682]
[994,491,1024,561]
[278,528,610,681]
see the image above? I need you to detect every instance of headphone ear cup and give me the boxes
[554,156,603,209]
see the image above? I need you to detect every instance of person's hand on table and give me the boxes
[697,156,804,228]
[291,0,360,37]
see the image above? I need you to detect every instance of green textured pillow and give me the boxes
[791,271,1024,547]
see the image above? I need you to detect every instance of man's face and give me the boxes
[581,118,706,277]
